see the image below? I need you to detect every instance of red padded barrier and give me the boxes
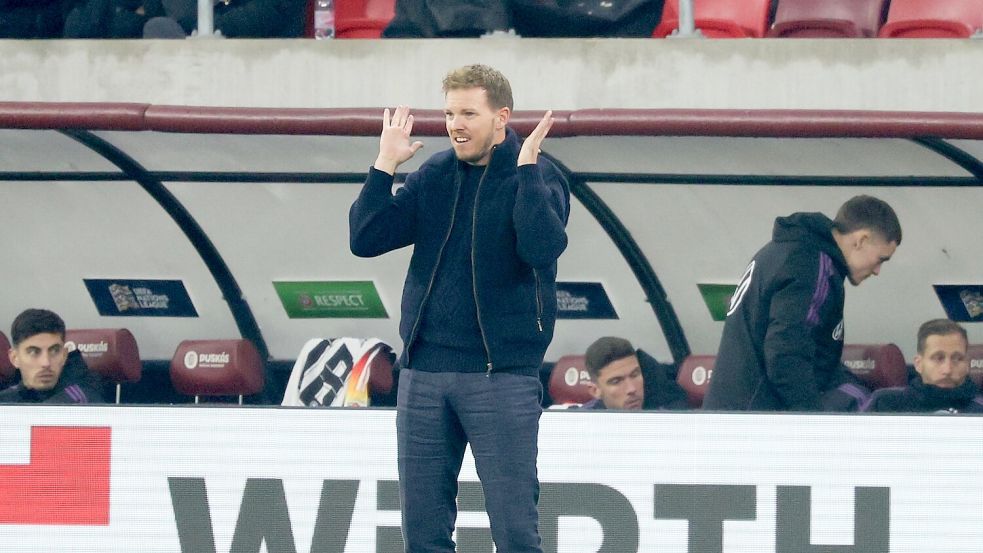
[769,0,888,38]
[502,110,576,137]
[0,332,14,385]
[654,0,773,38]
[548,355,594,405]
[676,354,715,408]
[143,106,385,135]
[366,344,395,394]
[879,0,983,38]
[841,343,907,390]
[170,339,264,396]
[334,109,578,138]
[564,109,983,139]
[65,329,141,384]
[142,107,578,137]
[0,102,147,131]
[6,103,983,140]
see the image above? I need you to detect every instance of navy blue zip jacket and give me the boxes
[349,127,570,372]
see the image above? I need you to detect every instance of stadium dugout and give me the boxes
[1,102,983,405]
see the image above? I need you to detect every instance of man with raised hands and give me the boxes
[350,64,569,553]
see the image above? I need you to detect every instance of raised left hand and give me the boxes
[518,110,554,166]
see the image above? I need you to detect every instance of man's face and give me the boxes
[589,354,645,410]
[444,87,508,166]
[915,332,969,389]
[9,332,67,391]
[843,231,897,286]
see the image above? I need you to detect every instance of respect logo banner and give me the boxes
[274,281,388,319]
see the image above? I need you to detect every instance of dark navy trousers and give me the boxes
[396,369,544,553]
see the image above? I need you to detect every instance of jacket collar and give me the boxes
[911,375,979,405]
[456,127,522,178]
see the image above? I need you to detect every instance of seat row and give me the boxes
[550,342,983,408]
[313,0,983,39]
[657,0,983,38]
[6,330,980,408]
[0,329,264,404]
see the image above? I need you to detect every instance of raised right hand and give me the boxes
[374,105,424,175]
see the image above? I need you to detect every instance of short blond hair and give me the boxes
[442,64,513,111]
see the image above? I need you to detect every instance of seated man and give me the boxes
[864,319,983,413]
[0,309,106,404]
[581,336,689,410]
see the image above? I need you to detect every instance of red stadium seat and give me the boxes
[366,343,396,395]
[336,0,395,38]
[548,355,594,406]
[878,0,983,38]
[170,339,265,404]
[966,344,983,388]
[676,354,715,408]
[768,0,888,37]
[841,343,907,390]
[66,329,142,404]
[653,0,773,38]
[0,331,15,387]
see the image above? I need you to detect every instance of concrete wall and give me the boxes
[1,38,981,111]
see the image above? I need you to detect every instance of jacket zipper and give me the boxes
[533,268,544,332]
[472,148,497,377]
[404,167,464,369]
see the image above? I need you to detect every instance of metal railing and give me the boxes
[677,0,696,36]
[663,0,702,38]
[195,0,217,38]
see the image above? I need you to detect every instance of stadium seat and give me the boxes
[170,339,264,404]
[841,343,907,390]
[336,0,395,38]
[768,0,888,37]
[966,344,983,388]
[548,355,594,406]
[676,354,715,408]
[0,331,14,387]
[366,343,395,395]
[653,0,773,38]
[65,329,142,404]
[878,0,983,38]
